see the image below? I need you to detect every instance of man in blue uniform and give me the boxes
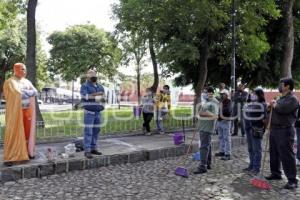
[80,69,105,159]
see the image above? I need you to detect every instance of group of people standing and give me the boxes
[194,78,300,190]
[2,64,299,190]
[141,85,171,135]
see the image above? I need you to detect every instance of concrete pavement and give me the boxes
[0,131,245,182]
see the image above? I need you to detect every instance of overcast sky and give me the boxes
[36,0,118,49]
[35,0,156,75]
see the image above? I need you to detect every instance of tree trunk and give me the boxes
[193,34,209,121]
[26,0,44,123]
[281,0,295,78]
[149,36,159,93]
[0,58,8,99]
[137,64,142,106]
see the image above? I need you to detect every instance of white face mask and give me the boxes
[250,94,258,101]
[202,93,208,101]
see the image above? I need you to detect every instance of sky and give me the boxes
[36,0,155,76]
[36,0,118,50]
[36,0,165,81]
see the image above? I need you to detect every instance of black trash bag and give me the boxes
[73,139,84,152]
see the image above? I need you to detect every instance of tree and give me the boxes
[113,0,164,93]
[26,0,47,123]
[0,17,48,98]
[117,32,147,105]
[26,0,38,86]
[0,0,25,98]
[0,19,26,98]
[47,24,121,81]
[281,0,295,78]
[0,0,25,30]
[156,0,279,111]
[238,0,300,88]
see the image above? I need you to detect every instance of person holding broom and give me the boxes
[193,86,219,174]
[266,78,299,190]
[243,88,267,175]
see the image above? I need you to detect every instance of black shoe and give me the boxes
[283,182,298,190]
[193,168,207,174]
[207,165,212,170]
[4,162,13,167]
[215,152,225,157]
[221,155,231,161]
[91,150,102,155]
[242,167,253,172]
[250,169,260,176]
[29,155,35,160]
[231,133,237,136]
[84,152,93,159]
[265,174,282,180]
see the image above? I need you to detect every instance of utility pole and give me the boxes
[71,79,74,110]
[231,0,237,93]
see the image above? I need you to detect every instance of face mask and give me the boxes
[250,94,257,101]
[202,93,208,101]
[90,77,97,83]
[278,85,283,93]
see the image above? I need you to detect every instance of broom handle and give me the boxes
[261,107,273,176]
[182,118,186,142]
[182,129,198,166]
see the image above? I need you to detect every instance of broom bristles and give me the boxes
[251,178,272,190]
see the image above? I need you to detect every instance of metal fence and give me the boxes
[0,115,194,141]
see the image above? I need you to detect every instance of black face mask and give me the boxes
[278,85,283,93]
[90,77,97,83]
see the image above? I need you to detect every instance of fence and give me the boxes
[0,114,194,141]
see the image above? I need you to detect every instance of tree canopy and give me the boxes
[115,0,280,107]
[47,24,122,81]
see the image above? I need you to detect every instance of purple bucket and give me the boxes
[173,133,184,145]
[133,106,142,117]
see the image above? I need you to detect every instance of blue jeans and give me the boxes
[83,110,101,152]
[217,120,231,155]
[244,120,262,172]
[156,110,167,132]
[296,128,300,160]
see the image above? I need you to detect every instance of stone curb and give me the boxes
[0,137,245,183]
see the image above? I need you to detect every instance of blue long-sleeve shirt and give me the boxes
[80,81,105,112]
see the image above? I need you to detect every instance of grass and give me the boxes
[0,107,194,140]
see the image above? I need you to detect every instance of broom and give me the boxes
[250,107,273,190]
[174,129,198,178]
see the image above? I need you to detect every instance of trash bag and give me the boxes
[73,139,84,152]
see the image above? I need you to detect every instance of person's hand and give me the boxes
[93,92,104,96]
[269,100,276,108]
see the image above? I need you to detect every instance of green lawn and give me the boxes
[0,107,194,140]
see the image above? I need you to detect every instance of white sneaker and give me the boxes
[159,131,165,135]
[146,132,152,136]
[296,159,300,166]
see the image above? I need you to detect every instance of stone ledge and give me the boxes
[0,137,245,183]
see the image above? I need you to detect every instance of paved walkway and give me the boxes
[0,131,202,167]
[0,131,245,181]
[1,146,300,200]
